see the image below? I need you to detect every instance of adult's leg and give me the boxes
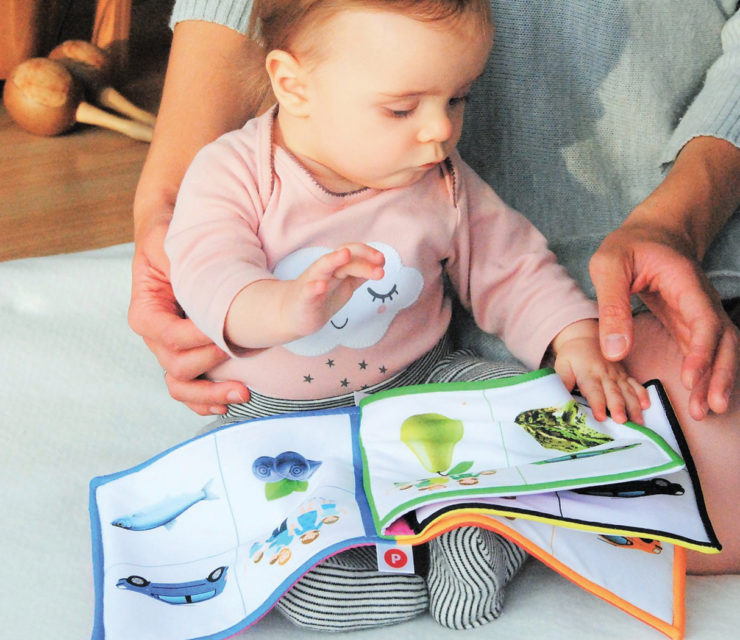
[626,312,740,574]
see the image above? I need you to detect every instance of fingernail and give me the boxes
[700,402,708,419]
[693,400,708,421]
[209,405,226,415]
[227,390,245,403]
[603,334,628,358]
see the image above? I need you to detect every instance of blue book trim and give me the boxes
[87,374,712,640]
[89,406,369,640]
[350,409,380,536]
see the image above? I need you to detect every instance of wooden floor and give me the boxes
[0,104,150,262]
[0,3,171,262]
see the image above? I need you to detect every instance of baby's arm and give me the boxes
[224,244,385,349]
[551,319,650,424]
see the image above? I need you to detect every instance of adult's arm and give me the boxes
[589,9,740,421]
[168,0,253,34]
[129,19,270,415]
[590,136,740,420]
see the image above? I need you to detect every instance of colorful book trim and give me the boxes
[89,370,718,640]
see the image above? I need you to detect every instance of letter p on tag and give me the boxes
[376,542,415,574]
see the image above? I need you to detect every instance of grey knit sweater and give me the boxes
[170,0,740,358]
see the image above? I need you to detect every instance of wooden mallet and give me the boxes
[2,58,153,141]
[48,40,156,127]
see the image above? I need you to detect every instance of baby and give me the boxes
[166,0,650,631]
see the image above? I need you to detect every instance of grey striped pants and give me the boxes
[214,343,528,631]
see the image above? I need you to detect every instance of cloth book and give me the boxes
[89,369,720,640]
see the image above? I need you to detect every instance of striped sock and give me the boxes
[226,346,527,631]
[424,350,529,629]
[427,527,527,629]
[275,546,429,631]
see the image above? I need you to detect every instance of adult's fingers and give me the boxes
[641,276,730,399]
[145,335,230,381]
[706,325,739,415]
[589,249,635,361]
[164,374,249,416]
[679,308,723,391]
[138,309,217,354]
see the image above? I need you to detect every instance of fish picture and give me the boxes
[111,479,219,531]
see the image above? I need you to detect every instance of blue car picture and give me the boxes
[116,566,228,604]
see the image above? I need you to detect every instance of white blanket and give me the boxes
[1,243,737,639]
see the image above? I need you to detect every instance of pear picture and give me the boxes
[400,413,464,473]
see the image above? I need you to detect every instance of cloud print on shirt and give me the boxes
[273,242,423,356]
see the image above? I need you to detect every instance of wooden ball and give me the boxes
[48,40,112,91]
[2,58,81,136]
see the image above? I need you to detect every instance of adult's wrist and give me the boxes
[627,136,740,261]
[133,188,175,244]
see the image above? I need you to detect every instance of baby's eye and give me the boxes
[388,108,414,119]
[448,94,470,108]
[367,284,398,303]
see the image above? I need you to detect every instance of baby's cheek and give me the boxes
[377,305,387,314]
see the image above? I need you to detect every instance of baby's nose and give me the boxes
[418,112,452,143]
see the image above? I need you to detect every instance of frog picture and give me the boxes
[514,399,613,453]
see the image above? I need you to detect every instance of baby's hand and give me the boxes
[224,243,384,349]
[551,319,650,424]
[287,243,385,337]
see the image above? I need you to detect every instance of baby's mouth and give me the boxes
[330,318,348,330]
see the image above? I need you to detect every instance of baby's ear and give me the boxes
[265,50,310,117]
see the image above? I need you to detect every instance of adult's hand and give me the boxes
[589,136,740,421]
[128,22,270,414]
[590,222,738,421]
[129,214,250,415]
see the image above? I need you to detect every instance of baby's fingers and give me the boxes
[617,376,649,424]
[340,242,386,264]
[304,248,354,282]
[307,247,384,283]
[334,243,385,280]
[574,376,608,422]
[603,374,649,425]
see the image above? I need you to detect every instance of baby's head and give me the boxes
[249,1,493,192]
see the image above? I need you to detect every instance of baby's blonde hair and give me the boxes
[248,0,492,60]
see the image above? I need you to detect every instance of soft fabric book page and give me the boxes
[357,370,684,533]
[89,370,707,640]
[91,409,373,640]
[405,382,719,552]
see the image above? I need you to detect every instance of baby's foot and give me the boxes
[277,546,428,630]
[427,527,527,629]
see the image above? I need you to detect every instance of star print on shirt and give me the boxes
[303,374,314,383]
[326,359,335,368]
[358,360,368,370]
[340,378,350,388]
[379,365,387,374]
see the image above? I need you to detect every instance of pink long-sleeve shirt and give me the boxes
[166,108,597,399]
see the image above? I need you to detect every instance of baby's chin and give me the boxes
[363,167,435,191]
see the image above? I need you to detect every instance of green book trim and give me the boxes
[357,369,684,533]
